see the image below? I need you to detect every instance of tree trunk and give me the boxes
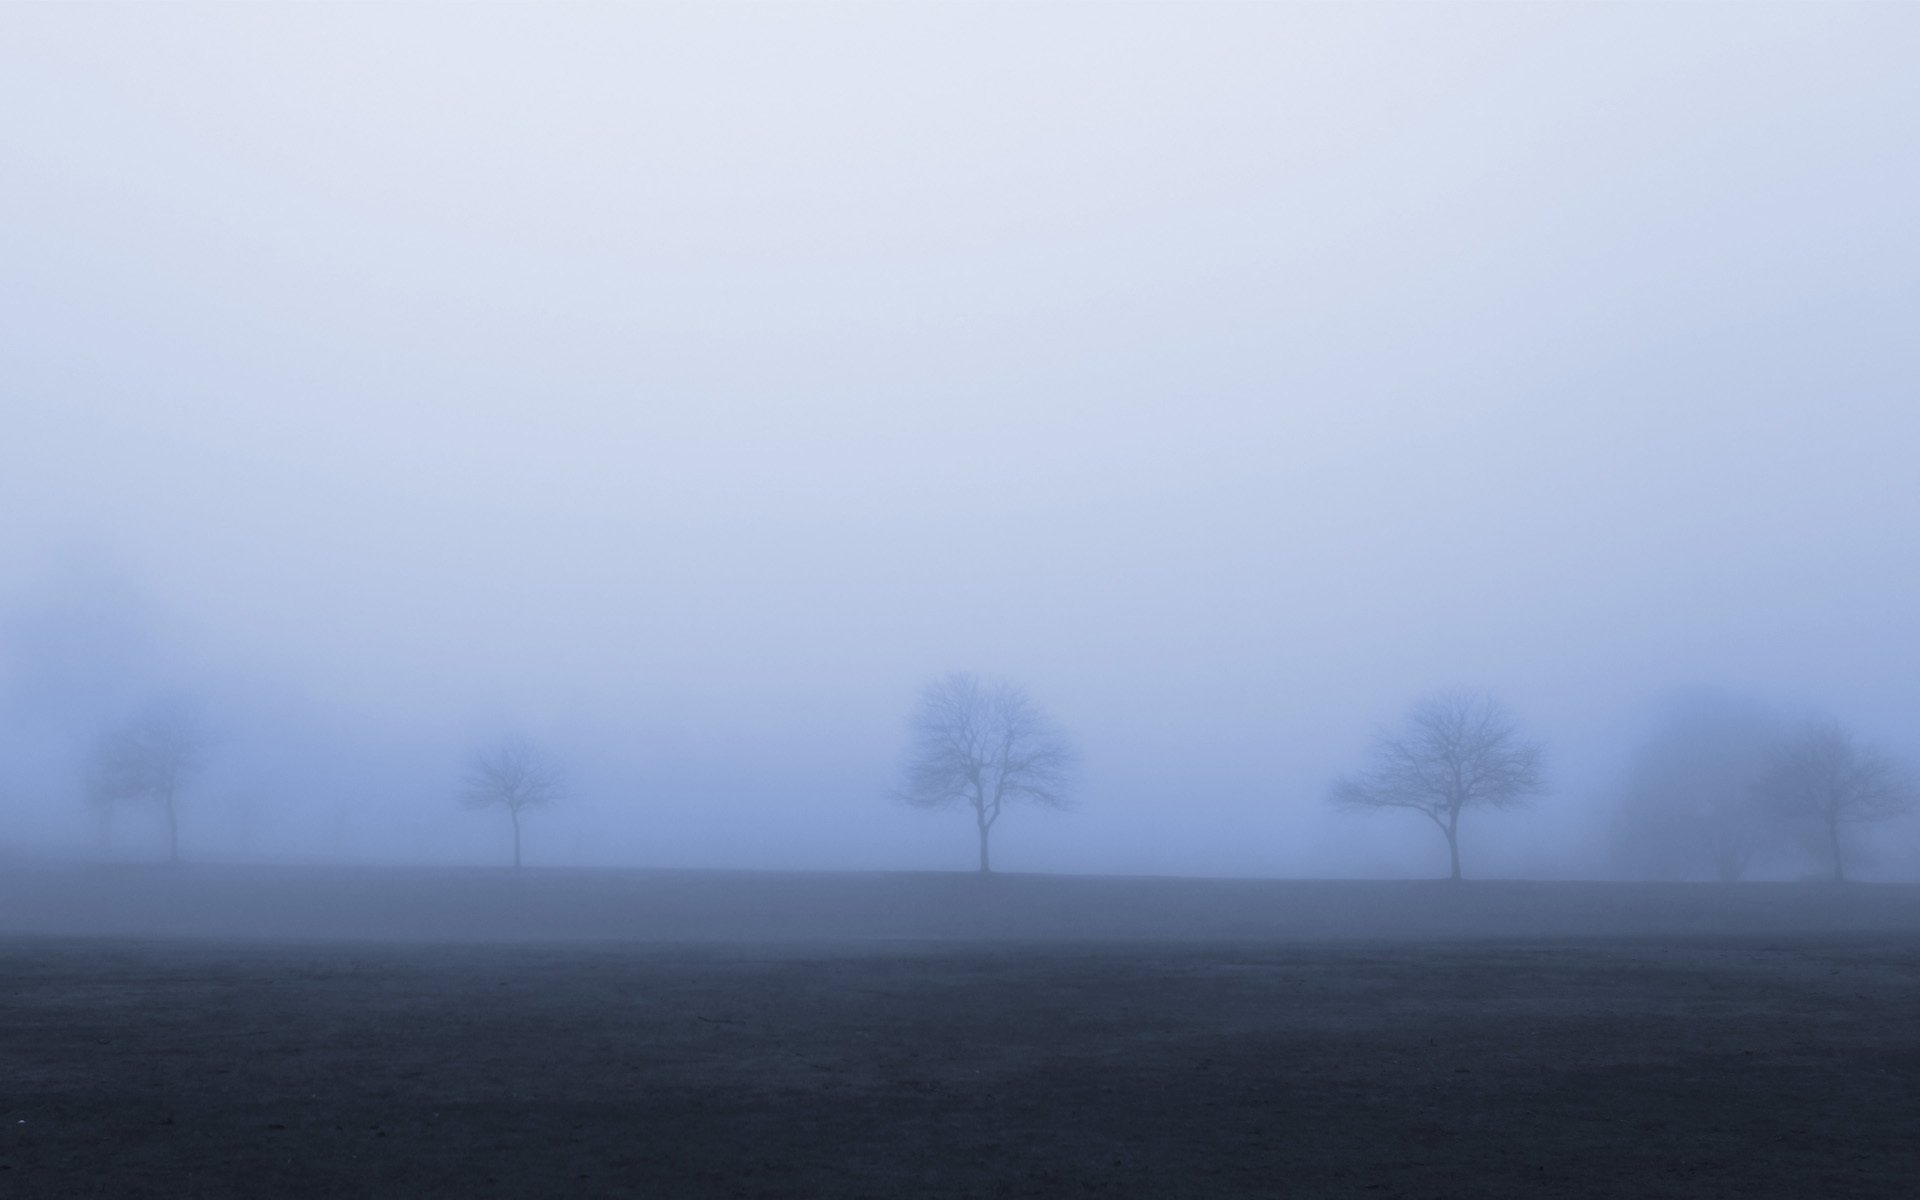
[1445,824,1462,881]
[511,810,522,869]
[976,814,991,874]
[1828,818,1845,883]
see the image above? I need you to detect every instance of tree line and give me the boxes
[76,676,1917,880]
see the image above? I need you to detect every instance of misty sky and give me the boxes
[3,4,1917,877]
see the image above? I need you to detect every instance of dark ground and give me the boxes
[2,867,1917,1197]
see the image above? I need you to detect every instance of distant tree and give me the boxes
[1608,694,1783,882]
[1753,723,1914,882]
[88,703,207,862]
[460,734,565,868]
[898,672,1076,873]
[1331,689,1546,881]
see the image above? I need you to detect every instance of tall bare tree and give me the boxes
[1753,722,1913,882]
[898,672,1076,873]
[1331,689,1546,881]
[88,703,206,862]
[460,734,565,869]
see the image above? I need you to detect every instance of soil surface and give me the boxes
[1,869,1916,1197]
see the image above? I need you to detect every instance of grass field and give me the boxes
[2,867,1916,1197]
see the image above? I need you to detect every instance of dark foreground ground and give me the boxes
[2,868,1917,1197]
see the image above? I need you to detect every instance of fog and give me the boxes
[3,4,1917,881]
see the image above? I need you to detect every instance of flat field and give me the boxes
[1,867,1916,1198]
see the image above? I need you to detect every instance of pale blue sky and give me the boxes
[3,4,1917,875]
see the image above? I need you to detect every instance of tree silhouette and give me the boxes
[1332,689,1545,881]
[460,734,565,869]
[899,672,1076,873]
[1754,722,1913,882]
[88,703,206,862]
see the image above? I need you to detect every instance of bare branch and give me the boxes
[1328,689,1546,879]
[896,672,1078,872]
[461,734,567,817]
[87,701,208,862]
[1753,722,1915,881]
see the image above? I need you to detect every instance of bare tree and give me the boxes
[88,703,206,862]
[1331,689,1546,881]
[898,672,1076,873]
[460,734,565,868]
[1753,722,1913,882]
[1608,693,1783,882]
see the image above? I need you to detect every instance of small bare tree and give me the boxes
[460,734,565,868]
[88,703,206,862]
[1753,722,1914,882]
[1331,689,1546,881]
[898,672,1076,873]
